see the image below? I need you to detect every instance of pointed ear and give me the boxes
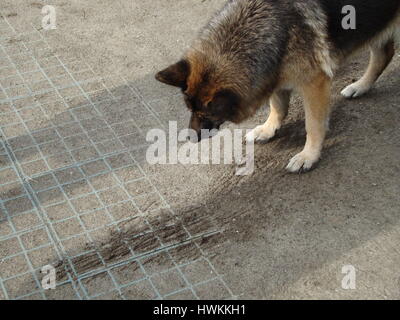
[155,59,190,89]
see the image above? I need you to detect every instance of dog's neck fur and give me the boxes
[186,0,291,107]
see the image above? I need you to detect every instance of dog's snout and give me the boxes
[188,114,223,142]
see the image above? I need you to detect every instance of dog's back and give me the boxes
[193,0,400,88]
[320,0,400,55]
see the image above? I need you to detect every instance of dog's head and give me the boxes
[155,58,247,142]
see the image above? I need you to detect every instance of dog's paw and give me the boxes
[286,151,320,173]
[246,125,277,144]
[341,81,371,99]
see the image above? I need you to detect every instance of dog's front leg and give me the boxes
[286,73,332,173]
[246,89,291,143]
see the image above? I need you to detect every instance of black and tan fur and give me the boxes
[156,0,400,173]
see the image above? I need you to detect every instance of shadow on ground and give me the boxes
[2,58,399,299]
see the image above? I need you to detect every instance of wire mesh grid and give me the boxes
[0,12,235,300]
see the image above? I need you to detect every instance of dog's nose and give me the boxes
[188,118,223,142]
[187,127,221,142]
[186,129,212,142]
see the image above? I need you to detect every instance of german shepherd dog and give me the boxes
[156,0,400,173]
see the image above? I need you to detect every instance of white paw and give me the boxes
[341,82,371,99]
[246,125,277,144]
[286,151,320,173]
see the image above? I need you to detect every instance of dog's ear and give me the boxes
[155,60,190,89]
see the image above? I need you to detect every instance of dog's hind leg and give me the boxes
[341,40,395,99]
[287,72,331,173]
[246,89,291,143]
